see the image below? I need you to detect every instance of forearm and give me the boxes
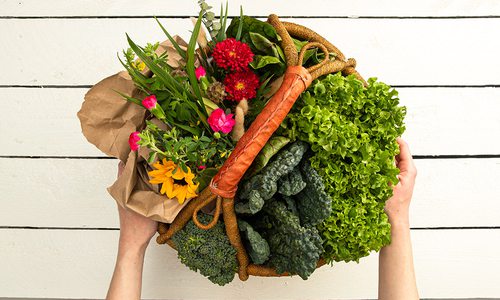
[106,239,147,300]
[378,220,419,300]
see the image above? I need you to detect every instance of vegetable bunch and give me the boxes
[280,73,406,262]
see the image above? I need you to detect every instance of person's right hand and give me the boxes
[384,138,417,226]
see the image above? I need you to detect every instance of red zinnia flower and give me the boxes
[224,70,260,101]
[212,38,254,71]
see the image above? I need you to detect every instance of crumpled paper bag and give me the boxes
[77,36,191,223]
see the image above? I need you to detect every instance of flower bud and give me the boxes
[195,66,206,80]
[128,131,141,151]
[142,94,166,120]
[142,95,157,110]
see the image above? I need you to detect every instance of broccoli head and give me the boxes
[171,214,238,286]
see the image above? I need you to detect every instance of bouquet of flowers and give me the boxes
[78,1,406,286]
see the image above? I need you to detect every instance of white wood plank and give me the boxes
[2,87,499,157]
[0,158,120,228]
[2,0,500,17]
[399,87,500,156]
[1,18,499,86]
[0,88,103,157]
[1,228,498,299]
[1,158,499,228]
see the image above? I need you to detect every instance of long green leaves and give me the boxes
[154,17,187,60]
[186,13,205,115]
[114,90,142,106]
[235,6,244,41]
[216,2,229,42]
[126,34,184,99]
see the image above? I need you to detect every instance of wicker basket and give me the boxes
[156,14,366,280]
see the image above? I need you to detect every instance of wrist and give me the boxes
[118,236,150,255]
[387,209,410,229]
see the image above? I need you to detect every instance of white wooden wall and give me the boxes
[1,1,500,299]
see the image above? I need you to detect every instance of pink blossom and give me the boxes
[142,95,157,110]
[207,108,235,134]
[128,131,141,151]
[195,66,206,80]
[198,165,207,170]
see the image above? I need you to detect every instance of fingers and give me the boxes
[396,138,411,161]
[395,138,417,178]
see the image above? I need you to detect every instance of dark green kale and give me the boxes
[256,200,323,280]
[171,214,237,286]
[238,220,270,264]
[294,159,332,226]
[278,166,306,196]
[237,141,308,214]
[235,189,265,214]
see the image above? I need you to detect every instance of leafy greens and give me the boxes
[279,73,406,263]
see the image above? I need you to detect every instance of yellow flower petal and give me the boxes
[165,179,175,198]
[171,168,186,180]
[175,185,188,204]
[147,159,199,203]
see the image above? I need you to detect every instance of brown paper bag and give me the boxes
[77,37,192,223]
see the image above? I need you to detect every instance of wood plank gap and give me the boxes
[0,156,115,159]
[392,84,500,88]
[413,154,500,159]
[0,226,119,231]
[0,85,93,89]
[2,15,500,19]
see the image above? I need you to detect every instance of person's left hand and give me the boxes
[116,161,158,251]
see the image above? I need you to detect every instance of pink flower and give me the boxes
[198,165,207,170]
[142,95,157,110]
[207,108,235,134]
[128,131,141,151]
[195,66,206,80]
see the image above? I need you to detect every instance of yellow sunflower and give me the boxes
[148,159,199,204]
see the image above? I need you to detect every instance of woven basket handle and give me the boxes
[209,15,314,200]
[283,21,366,84]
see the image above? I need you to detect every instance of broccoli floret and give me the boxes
[258,200,323,279]
[238,220,270,264]
[295,159,333,226]
[278,167,306,196]
[171,214,237,286]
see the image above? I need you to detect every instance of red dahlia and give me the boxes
[212,38,254,71]
[224,70,260,101]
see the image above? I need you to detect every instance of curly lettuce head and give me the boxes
[280,73,406,263]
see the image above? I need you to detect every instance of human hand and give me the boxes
[384,138,417,227]
[116,162,158,252]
